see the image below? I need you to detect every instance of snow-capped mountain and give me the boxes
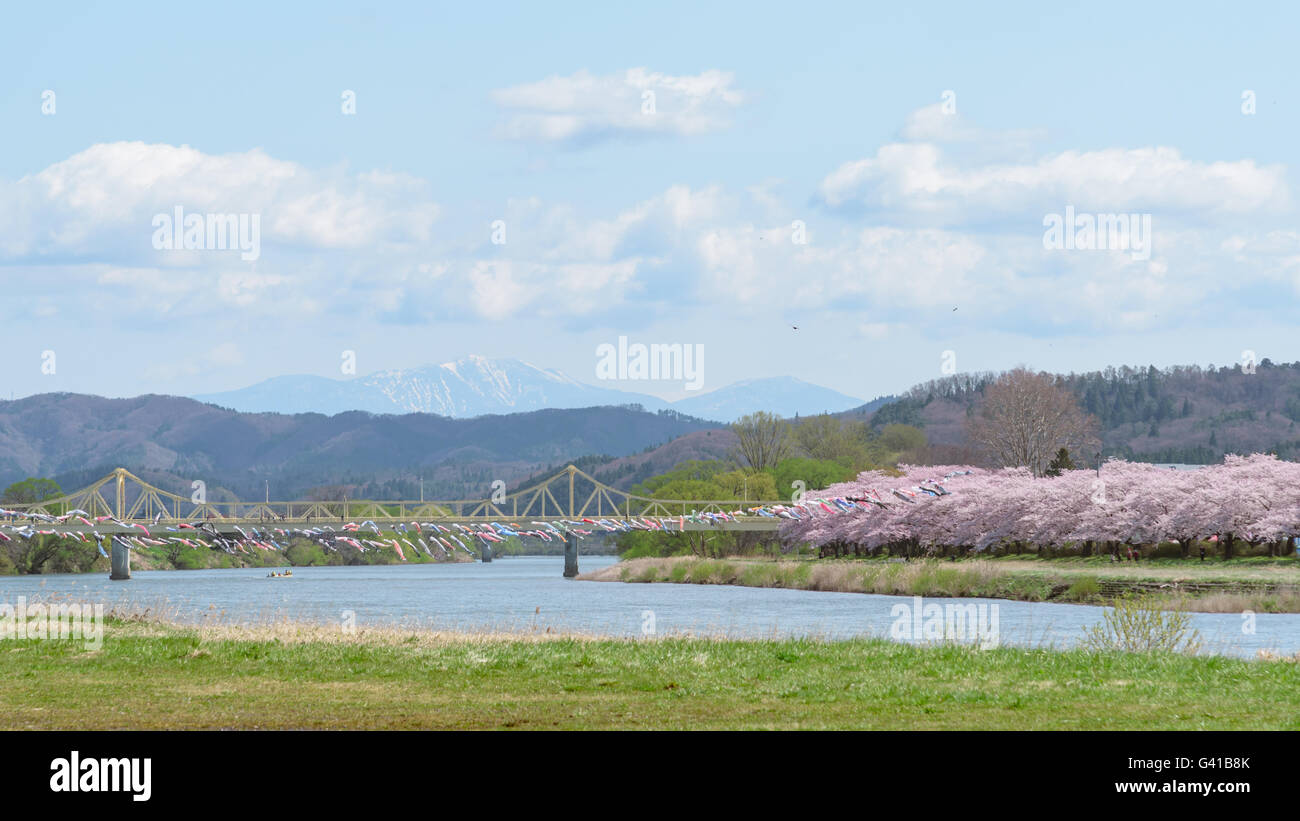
[192,356,866,421]
[360,356,673,416]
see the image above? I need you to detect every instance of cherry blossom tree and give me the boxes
[779,454,1300,558]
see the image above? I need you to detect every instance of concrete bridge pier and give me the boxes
[480,541,493,563]
[564,532,578,578]
[109,538,131,581]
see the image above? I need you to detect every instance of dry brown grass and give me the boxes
[581,556,1014,596]
[8,592,611,647]
[581,556,1300,611]
[1257,649,1300,662]
[1153,591,1300,613]
[991,559,1300,582]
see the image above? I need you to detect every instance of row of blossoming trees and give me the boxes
[780,454,1300,559]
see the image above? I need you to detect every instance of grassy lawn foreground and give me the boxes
[1,619,1297,730]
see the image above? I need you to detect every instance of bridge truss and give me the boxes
[3,466,785,532]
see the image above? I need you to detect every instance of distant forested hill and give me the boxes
[861,360,1300,464]
[0,393,720,501]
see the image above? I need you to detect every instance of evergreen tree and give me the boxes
[1044,447,1076,477]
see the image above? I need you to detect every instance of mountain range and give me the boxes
[0,393,721,503]
[8,360,1299,510]
[191,356,867,422]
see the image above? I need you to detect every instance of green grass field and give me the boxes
[2,617,1298,729]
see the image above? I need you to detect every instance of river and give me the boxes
[1,555,1295,658]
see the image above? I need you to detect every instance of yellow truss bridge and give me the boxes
[4,465,786,533]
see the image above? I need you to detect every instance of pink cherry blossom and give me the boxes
[780,454,1300,553]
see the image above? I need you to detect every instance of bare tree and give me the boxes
[791,414,848,461]
[731,411,792,472]
[966,368,1099,477]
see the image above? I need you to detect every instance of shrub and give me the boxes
[285,541,329,567]
[634,564,660,582]
[1084,596,1203,654]
[1066,576,1101,601]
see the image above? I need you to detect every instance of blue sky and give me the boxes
[3,1,1299,403]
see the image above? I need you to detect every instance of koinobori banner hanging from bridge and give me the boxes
[4,456,1297,558]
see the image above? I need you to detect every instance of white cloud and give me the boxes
[4,120,1298,342]
[465,258,643,320]
[216,271,288,306]
[695,223,992,311]
[491,68,744,143]
[0,142,439,261]
[819,140,1289,222]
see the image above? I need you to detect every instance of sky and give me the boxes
[3,1,1299,404]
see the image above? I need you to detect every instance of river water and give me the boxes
[1,555,1295,658]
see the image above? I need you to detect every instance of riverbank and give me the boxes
[2,607,1297,729]
[579,556,1300,612]
[0,537,476,575]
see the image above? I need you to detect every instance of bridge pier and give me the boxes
[564,532,578,578]
[480,541,492,563]
[109,538,131,581]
